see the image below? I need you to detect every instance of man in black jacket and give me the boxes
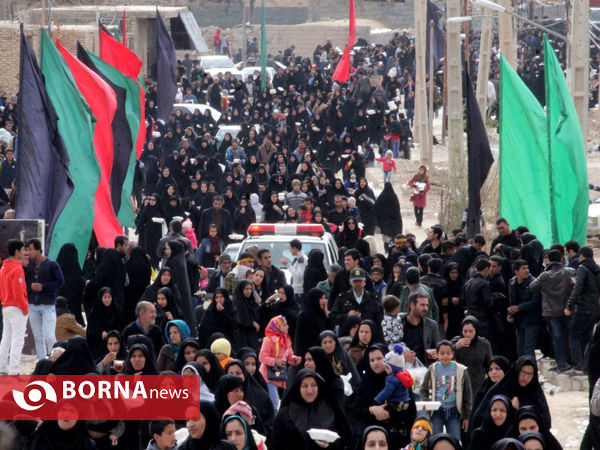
[25,238,65,361]
[491,218,521,256]
[508,260,542,359]
[401,293,440,366]
[121,301,165,359]
[331,268,382,332]
[207,254,233,294]
[198,195,233,244]
[451,234,486,278]
[461,258,493,341]
[327,195,348,228]
[565,246,600,374]
[258,249,285,296]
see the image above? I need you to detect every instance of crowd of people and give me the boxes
[0,26,598,450]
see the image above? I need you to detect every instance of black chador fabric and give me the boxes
[86,287,124,360]
[124,246,151,322]
[166,240,197,336]
[465,67,494,238]
[50,335,98,375]
[374,182,403,237]
[83,248,126,314]
[56,243,85,325]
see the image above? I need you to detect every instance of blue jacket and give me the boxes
[508,274,542,326]
[374,372,411,404]
[0,158,16,188]
[24,258,65,306]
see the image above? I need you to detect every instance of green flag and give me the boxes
[499,54,553,246]
[260,0,267,91]
[113,28,122,43]
[86,50,141,227]
[40,30,99,267]
[544,36,589,245]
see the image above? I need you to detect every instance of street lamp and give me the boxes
[447,16,474,23]
[473,0,570,43]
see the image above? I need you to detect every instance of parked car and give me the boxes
[240,66,275,82]
[197,55,243,81]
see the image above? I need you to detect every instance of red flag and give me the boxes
[100,26,145,158]
[332,0,356,83]
[56,41,122,247]
[122,10,127,44]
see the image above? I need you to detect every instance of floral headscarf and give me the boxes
[265,315,291,354]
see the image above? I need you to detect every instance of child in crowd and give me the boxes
[376,150,397,184]
[147,420,177,450]
[259,315,301,411]
[374,344,414,422]
[370,266,388,305]
[408,165,430,228]
[381,295,403,349]
[419,340,472,441]
[182,219,198,249]
[211,338,234,369]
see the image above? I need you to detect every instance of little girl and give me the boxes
[258,316,301,411]
[408,165,431,227]
[376,150,397,184]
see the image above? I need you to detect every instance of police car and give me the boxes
[227,223,339,284]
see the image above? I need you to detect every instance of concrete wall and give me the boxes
[307,0,415,29]
[190,0,416,30]
[202,21,372,59]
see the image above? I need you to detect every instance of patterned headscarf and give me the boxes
[265,315,291,354]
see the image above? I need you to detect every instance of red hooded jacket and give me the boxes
[0,259,28,314]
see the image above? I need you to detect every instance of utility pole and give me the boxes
[414,0,431,165]
[568,0,590,140]
[242,0,249,66]
[442,50,447,145]
[498,0,515,68]
[428,20,435,162]
[476,14,493,116]
[445,0,466,228]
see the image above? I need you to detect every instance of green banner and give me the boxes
[499,54,553,247]
[544,36,589,245]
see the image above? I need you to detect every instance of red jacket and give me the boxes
[376,157,397,172]
[408,177,431,208]
[0,259,28,314]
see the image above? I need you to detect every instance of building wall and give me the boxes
[202,22,372,59]
[0,23,96,96]
[190,0,415,29]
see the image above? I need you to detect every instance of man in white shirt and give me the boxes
[280,239,306,301]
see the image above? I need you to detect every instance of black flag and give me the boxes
[156,8,178,121]
[465,69,494,238]
[77,42,132,215]
[16,24,73,251]
[426,0,445,74]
